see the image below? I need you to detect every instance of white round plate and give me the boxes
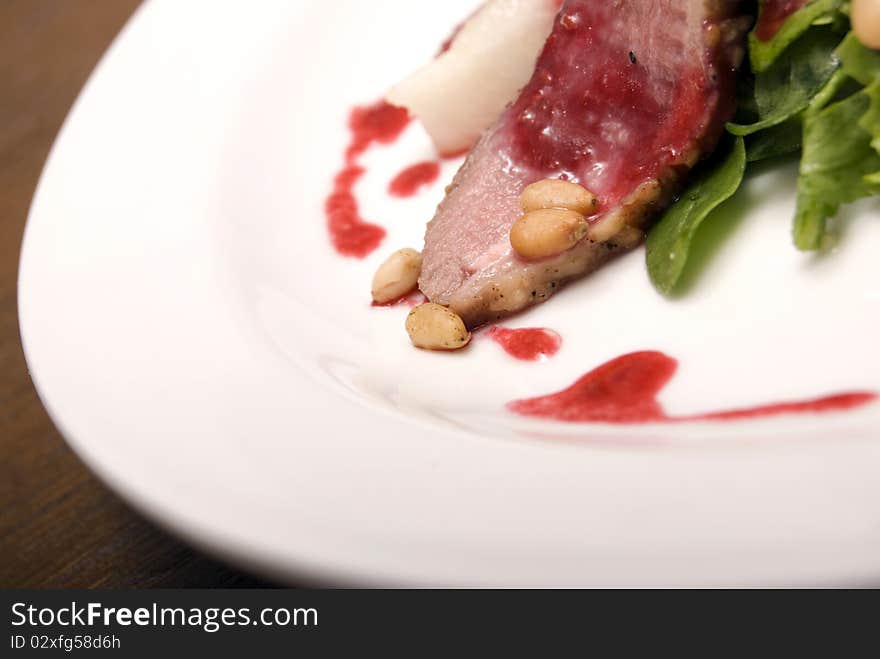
[19,0,880,586]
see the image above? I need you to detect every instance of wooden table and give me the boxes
[1,0,270,588]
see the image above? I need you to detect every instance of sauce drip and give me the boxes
[489,327,562,361]
[438,20,467,55]
[325,101,411,258]
[509,351,876,424]
[755,0,809,42]
[439,146,472,160]
[371,290,427,308]
[389,161,441,198]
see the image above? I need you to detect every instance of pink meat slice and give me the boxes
[419,0,748,328]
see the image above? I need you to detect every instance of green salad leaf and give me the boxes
[646,136,746,295]
[859,82,880,182]
[740,65,848,164]
[643,2,880,292]
[793,81,880,249]
[750,0,843,72]
[806,67,852,111]
[837,31,880,84]
[745,118,803,161]
[837,28,880,183]
[729,27,842,136]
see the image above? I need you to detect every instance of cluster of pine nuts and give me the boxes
[371,248,471,351]
[510,179,598,260]
[372,180,598,351]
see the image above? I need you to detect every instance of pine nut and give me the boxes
[371,248,423,304]
[510,208,589,260]
[405,303,471,351]
[853,0,880,49]
[521,179,598,216]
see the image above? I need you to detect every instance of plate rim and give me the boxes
[18,0,880,587]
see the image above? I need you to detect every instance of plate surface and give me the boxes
[19,0,880,586]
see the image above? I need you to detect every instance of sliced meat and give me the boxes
[419,0,748,328]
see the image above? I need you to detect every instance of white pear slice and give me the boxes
[387,0,559,156]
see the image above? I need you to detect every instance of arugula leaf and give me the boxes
[836,31,880,179]
[806,67,852,111]
[646,136,746,295]
[794,81,880,249]
[729,27,842,136]
[860,81,880,179]
[750,0,844,72]
[837,31,880,84]
[746,119,803,161]
[739,64,849,165]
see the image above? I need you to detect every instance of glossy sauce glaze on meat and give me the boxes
[419,0,749,328]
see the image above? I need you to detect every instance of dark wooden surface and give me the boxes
[1,0,271,588]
